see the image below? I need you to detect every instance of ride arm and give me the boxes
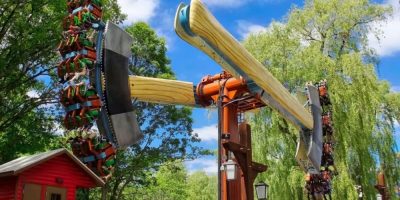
[129,76,197,106]
[174,0,313,130]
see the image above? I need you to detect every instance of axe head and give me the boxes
[98,22,143,148]
[295,85,323,173]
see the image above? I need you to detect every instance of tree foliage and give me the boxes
[245,0,400,199]
[146,161,189,200]
[186,171,217,200]
[0,0,65,162]
[108,160,217,200]
[0,0,126,163]
[0,1,205,198]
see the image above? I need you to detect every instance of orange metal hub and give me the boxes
[196,71,267,200]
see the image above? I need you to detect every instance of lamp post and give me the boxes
[224,159,237,181]
[255,182,268,200]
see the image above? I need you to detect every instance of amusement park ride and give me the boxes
[58,0,336,199]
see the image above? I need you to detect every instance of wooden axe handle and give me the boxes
[129,76,197,107]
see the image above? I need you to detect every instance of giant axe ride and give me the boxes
[58,0,329,198]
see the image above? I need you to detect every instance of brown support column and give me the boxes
[220,93,242,200]
[375,171,390,200]
[222,122,267,200]
[197,72,267,200]
[239,123,253,200]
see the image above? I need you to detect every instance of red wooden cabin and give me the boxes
[0,148,104,200]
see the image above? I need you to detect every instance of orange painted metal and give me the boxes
[375,172,390,200]
[223,104,242,200]
[196,72,247,107]
[196,71,267,200]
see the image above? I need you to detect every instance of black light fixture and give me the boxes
[255,182,268,200]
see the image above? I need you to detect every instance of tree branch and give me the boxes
[0,1,21,41]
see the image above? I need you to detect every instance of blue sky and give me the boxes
[117,0,400,173]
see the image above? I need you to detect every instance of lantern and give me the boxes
[255,182,268,200]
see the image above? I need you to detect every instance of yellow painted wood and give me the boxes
[174,3,241,78]
[129,76,196,106]
[176,0,313,130]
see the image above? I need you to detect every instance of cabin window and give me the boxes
[50,193,62,200]
[46,186,66,200]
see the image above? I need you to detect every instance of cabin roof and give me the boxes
[0,148,104,186]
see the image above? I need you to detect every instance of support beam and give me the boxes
[129,76,197,106]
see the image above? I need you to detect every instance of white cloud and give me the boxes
[27,90,39,98]
[185,157,218,174]
[117,1,175,47]
[391,85,400,92]
[202,0,279,8]
[202,0,251,8]
[153,9,175,49]
[118,0,160,24]
[368,0,400,57]
[193,124,218,141]
[52,122,64,136]
[237,20,266,39]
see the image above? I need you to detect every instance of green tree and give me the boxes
[0,1,204,199]
[187,171,217,200]
[244,0,400,199]
[151,160,189,200]
[111,160,189,200]
[116,161,217,200]
[0,0,202,198]
[0,0,65,163]
[0,0,124,163]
